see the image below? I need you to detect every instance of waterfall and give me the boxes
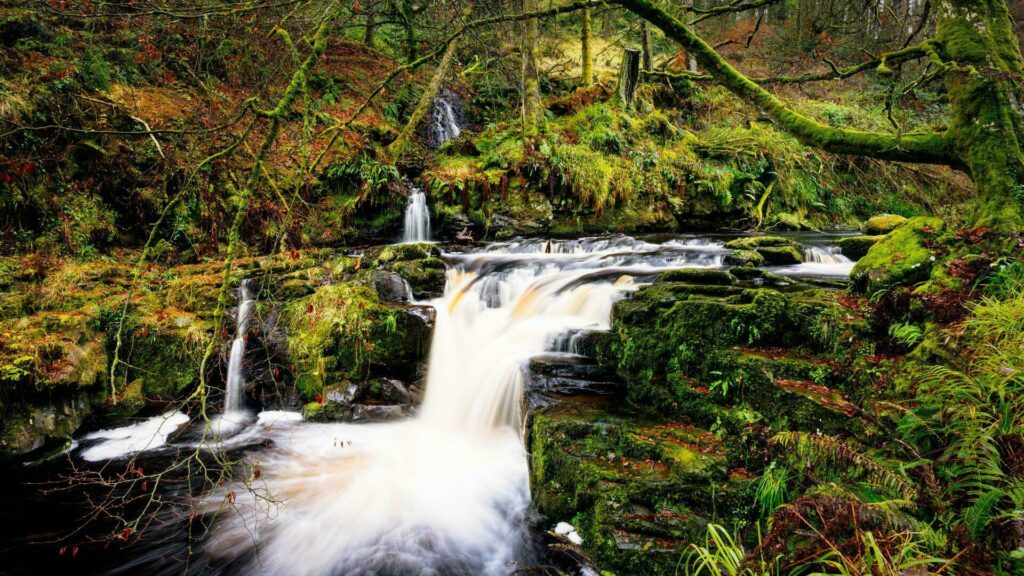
[402,188,431,243]
[225,279,255,413]
[427,87,463,148]
[202,236,727,575]
[804,246,852,264]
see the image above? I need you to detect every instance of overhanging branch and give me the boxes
[618,0,952,165]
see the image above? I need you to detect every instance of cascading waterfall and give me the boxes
[427,87,462,148]
[200,235,727,576]
[772,245,855,278]
[402,188,431,243]
[224,279,255,413]
[804,246,852,265]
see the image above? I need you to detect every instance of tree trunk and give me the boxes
[616,47,641,108]
[387,39,460,160]
[522,0,542,135]
[364,9,376,47]
[641,21,653,71]
[934,0,1024,228]
[581,7,594,85]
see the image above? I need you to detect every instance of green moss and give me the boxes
[530,402,737,575]
[658,268,736,285]
[836,235,882,260]
[723,236,796,250]
[850,216,946,294]
[284,282,428,399]
[607,283,863,429]
[862,214,908,235]
[757,245,804,265]
[724,249,765,267]
[392,257,447,297]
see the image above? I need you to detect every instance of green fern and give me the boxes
[964,488,1006,542]
[772,432,917,500]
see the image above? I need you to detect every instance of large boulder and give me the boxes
[851,217,946,294]
[723,236,804,265]
[862,214,908,235]
[836,235,882,260]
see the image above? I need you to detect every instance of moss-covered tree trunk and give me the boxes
[522,0,542,135]
[616,0,1024,228]
[617,47,641,108]
[364,9,377,47]
[641,21,653,72]
[581,7,594,86]
[934,0,1024,228]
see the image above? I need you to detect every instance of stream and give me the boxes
[0,231,855,575]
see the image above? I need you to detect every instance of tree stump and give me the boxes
[616,47,641,109]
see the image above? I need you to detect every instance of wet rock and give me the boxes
[392,258,447,298]
[374,271,413,303]
[722,236,796,250]
[363,378,412,405]
[528,353,618,398]
[657,268,736,285]
[729,267,794,286]
[851,217,946,294]
[723,249,764,267]
[836,235,882,260]
[351,404,406,422]
[757,245,804,265]
[863,213,908,235]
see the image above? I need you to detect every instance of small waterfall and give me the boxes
[224,279,255,413]
[427,88,463,148]
[402,188,432,243]
[804,246,852,264]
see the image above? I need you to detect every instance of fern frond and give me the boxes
[772,432,917,500]
[963,488,1006,542]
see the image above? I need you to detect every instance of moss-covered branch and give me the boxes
[617,0,953,165]
[644,43,928,85]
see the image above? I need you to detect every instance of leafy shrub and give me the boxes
[81,47,112,91]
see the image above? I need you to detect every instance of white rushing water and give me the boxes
[224,279,255,413]
[79,411,190,462]
[428,88,462,148]
[201,235,726,576]
[771,245,855,279]
[402,189,431,243]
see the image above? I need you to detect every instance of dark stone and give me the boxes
[528,353,619,398]
[374,271,413,303]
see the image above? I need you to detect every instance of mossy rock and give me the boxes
[862,214,908,235]
[836,235,882,260]
[391,257,447,298]
[658,268,736,286]
[481,189,554,238]
[530,402,734,575]
[757,245,804,265]
[723,236,796,250]
[0,390,93,461]
[771,212,820,231]
[729,267,794,286]
[851,217,946,294]
[724,249,765,267]
[284,282,431,399]
[607,284,861,426]
[364,243,442,266]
